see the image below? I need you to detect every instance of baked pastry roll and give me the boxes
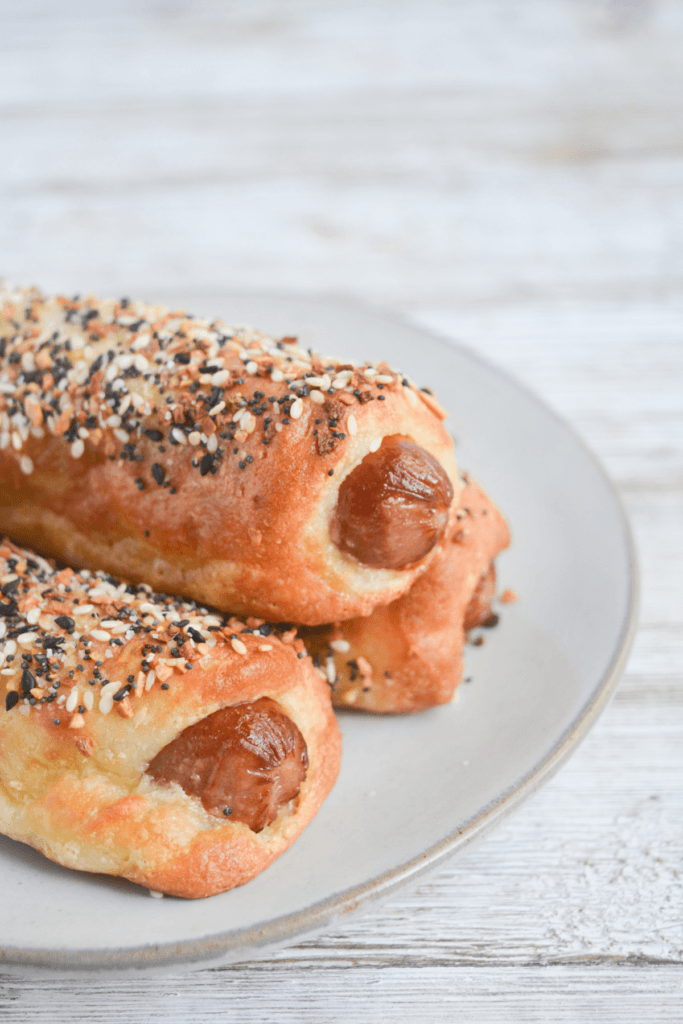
[0,286,459,625]
[0,539,340,898]
[304,478,510,713]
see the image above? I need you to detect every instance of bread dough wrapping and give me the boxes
[303,478,510,713]
[0,286,460,625]
[0,539,341,898]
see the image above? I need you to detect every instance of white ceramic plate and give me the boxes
[0,294,637,974]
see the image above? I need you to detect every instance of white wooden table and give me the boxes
[1,2,681,1019]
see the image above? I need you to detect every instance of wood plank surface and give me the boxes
[0,0,681,1020]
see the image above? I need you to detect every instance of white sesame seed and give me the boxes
[145,670,156,691]
[17,632,37,646]
[149,890,164,899]
[258,644,273,652]
[83,690,94,710]
[347,414,358,436]
[369,438,382,453]
[331,377,348,389]
[271,369,284,382]
[245,361,258,374]
[188,431,201,446]
[305,376,326,388]
[406,388,418,406]
[207,433,218,453]
[290,399,304,420]
[139,602,163,617]
[66,689,79,713]
[100,681,121,697]
[326,658,336,684]
[72,604,94,615]
[12,433,23,451]
[134,354,149,372]
[114,428,128,443]
[374,374,394,384]
[90,629,111,642]
[99,694,114,715]
[70,439,85,459]
[26,607,41,625]
[208,401,225,417]
[231,638,247,655]
[171,428,187,445]
[131,333,150,351]
[211,370,230,386]
[243,413,256,434]
[78,427,90,439]
[275,422,283,432]
[330,639,351,653]
[309,389,325,405]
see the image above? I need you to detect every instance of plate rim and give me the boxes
[0,292,639,973]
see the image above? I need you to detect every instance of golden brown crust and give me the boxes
[303,480,510,713]
[0,286,460,625]
[0,539,341,898]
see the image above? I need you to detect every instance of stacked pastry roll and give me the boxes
[0,285,510,896]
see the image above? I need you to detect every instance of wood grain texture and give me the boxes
[1,0,682,1019]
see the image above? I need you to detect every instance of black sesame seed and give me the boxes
[160,682,169,690]
[53,718,60,725]
[328,469,334,476]
[151,463,165,485]
[223,807,233,816]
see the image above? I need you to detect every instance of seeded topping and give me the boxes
[0,536,307,724]
[0,286,433,489]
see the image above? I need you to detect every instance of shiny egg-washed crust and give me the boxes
[0,286,460,625]
[0,540,341,898]
[303,479,510,713]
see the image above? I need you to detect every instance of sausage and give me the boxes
[147,697,309,832]
[332,436,454,569]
